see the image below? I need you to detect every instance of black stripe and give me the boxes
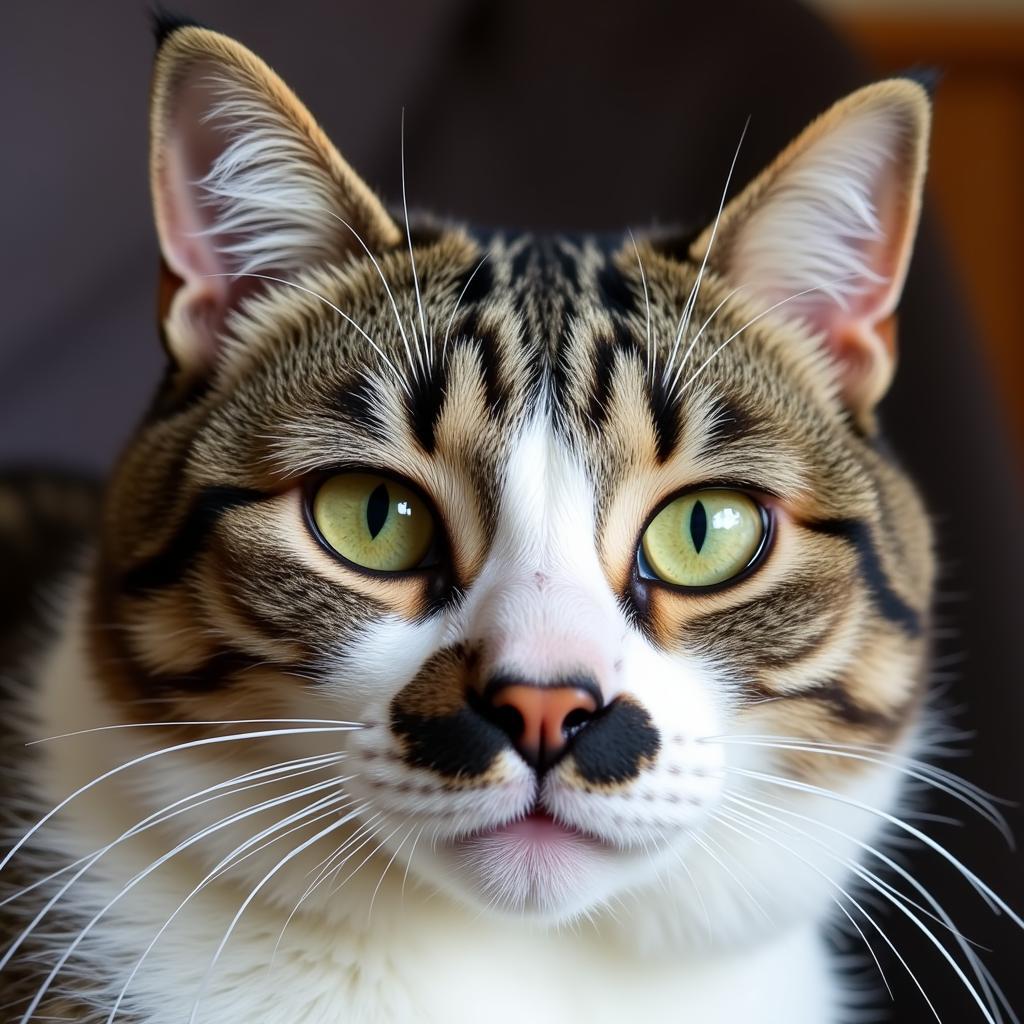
[812,677,902,729]
[474,329,508,418]
[121,486,265,594]
[457,257,494,308]
[142,365,213,424]
[335,381,388,441]
[647,372,681,463]
[147,648,306,693]
[151,7,205,48]
[549,343,572,429]
[805,517,922,635]
[597,259,639,319]
[587,336,618,435]
[749,677,901,730]
[548,240,581,292]
[405,356,450,454]
[683,575,843,672]
[707,395,755,449]
[510,242,534,282]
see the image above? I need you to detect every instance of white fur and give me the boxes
[193,74,347,277]
[6,411,922,1023]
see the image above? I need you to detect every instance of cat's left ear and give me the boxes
[149,24,402,375]
[691,80,930,420]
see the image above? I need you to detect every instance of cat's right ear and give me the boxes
[688,80,930,423]
[149,24,401,376]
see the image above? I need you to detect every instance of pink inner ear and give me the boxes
[829,157,911,332]
[154,68,257,371]
[819,160,915,411]
[722,97,925,417]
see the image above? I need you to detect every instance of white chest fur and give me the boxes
[29,841,837,1024]
[17,601,851,1024]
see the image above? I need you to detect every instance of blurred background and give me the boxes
[2,1,1022,1021]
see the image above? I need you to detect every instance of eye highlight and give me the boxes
[311,473,437,573]
[639,489,767,589]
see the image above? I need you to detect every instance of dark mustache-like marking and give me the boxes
[392,705,508,778]
[389,645,508,779]
[568,695,661,786]
[805,517,922,636]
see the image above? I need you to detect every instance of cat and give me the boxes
[0,14,1018,1024]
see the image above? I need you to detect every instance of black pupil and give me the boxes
[366,483,391,539]
[689,500,708,554]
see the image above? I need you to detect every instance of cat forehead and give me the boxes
[222,226,835,460]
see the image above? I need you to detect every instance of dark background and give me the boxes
[3,1,1022,1019]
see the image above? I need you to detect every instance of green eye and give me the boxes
[311,473,436,573]
[640,489,767,589]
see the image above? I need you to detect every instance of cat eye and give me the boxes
[638,489,769,590]
[310,472,438,573]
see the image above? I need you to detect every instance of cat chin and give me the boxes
[405,812,669,924]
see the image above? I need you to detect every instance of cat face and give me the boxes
[89,24,933,934]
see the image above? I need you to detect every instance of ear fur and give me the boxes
[150,25,401,374]
[691,80,931,420]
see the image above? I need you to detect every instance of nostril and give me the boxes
[561,706,592,739]
[487,702,525,743]
[474,677,603,772]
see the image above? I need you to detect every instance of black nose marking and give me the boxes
[389,645,508,780]
[566,695,660,785]
[391,705,508,778]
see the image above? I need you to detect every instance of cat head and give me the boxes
[90,22,933,938]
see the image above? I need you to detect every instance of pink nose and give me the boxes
[484,681,601,771]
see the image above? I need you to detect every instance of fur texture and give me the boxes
[1,22,1014,1024]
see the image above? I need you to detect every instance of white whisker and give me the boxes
[269,811,385,969]
[442,253,491,365]
[2,726,358,873]
[27,719,362,747]
[690,831,771,923]
[107,793,363,1024]
[400,109,429,373]
[20,779,354,1024]
[722,765,1022,926]
[367,824,416,924]
[628,231,654,380]
[188,812,361,1023]
[725,796,1006,1024]
[1,753,344,911]
[325,210,417,380]
[400,823,427,906]
[201,272,412,396]
[665,284,746,394]
[676,272,858,398]
[714,807,937,1019]
[662,117,749,384]
[708,735,1012,842]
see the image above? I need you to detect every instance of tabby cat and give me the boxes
[1,17,1018,1024]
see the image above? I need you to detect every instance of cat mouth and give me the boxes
[461,804,605,848]
[441,802,615,908]
[490,807,587,842]
[446,805,607,913]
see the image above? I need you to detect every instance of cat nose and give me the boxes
[480,678,602,772]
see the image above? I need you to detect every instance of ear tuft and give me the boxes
[150,6,204,49]
[898,67,942,100]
